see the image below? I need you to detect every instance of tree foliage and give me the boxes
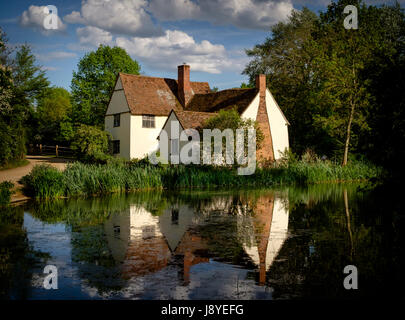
[71,45,141,127]
[243,0,405,168]
[35,87,72,145]
[203,108,264,154]
[0,28,49,166]
[71,124,111,162]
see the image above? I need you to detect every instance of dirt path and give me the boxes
[0,155,72,203]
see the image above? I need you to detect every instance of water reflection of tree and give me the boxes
[267,184,404,299]
[0,206,48,299]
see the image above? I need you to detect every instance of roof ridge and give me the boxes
[119,72,208,84]
[192,88,256,96]
[176,110,217,115]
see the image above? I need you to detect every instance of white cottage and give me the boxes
[105,65,289,161]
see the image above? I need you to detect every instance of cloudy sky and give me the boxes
[0,0,401,90]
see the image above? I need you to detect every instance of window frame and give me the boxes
[142,114,155,128]
[112,140,120,154]
[113,114,120,127]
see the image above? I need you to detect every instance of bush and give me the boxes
[71,124,111,163]
[0,181,14,206]
[20,164,65,199]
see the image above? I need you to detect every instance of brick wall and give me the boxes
[255,75,275,162]
[178,64,193,107]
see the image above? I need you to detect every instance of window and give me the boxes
[171,139,179,156]
[142,115,155,128]
[142,225,155,239]
[113,114,120,127]
[171,209,179,225]
[112,140,120,154]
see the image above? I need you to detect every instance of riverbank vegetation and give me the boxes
[20,157,381,199]
[0,181,14,206]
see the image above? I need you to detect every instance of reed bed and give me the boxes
[20,160,381,199]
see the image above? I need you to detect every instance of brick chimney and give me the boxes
[256,74,266,97]
[178,64,193,107]
[255,74,275,162]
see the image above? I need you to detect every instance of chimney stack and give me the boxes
[178,64,193,107]
[256,74,266,97]
[255,73,275,162]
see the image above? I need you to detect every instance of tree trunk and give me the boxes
[344,189,354,259]
[342,100,355,166]
[343,61,357,167]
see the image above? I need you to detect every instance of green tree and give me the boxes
[71,124,111,162]
[312,0,375,166]
[361,3,405,179]
[243,8,321,156]
[202,108,264,163]
[240,82,253,89]
[71,45,141,127]
[0,33,49,165]
[11,45,49,115]
[36,87,72,145]
[243,1,405,166]
[0,29,13,115]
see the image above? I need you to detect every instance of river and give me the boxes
[1,183,404,299]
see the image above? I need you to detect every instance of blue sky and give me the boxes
[0,0,401,90]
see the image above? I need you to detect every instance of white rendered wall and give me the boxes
[130,115,168,159]
[105,78,128,115]
[105,112,131,159]
[241,92,260,121]
[105,77,132,159]
[265,89,289,160]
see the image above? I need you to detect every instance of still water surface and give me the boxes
[1,184,404,299]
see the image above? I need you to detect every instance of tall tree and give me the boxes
[243,0,405,165]
[362,3,405,179]
[11,45,49,112]
[35,87,72,145]
[313,0,375,165]
[243,8,322,156]
[71,45,141,127]
[0,37,49,165]
[0,28,13,115]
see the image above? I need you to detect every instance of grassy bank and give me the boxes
[0,159,29,171]
[20,160,382,199]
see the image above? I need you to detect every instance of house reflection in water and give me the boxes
[237,193,289,285]
[104,192,289,287]
[104,203,203,280]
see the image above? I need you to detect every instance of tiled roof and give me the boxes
[186,88,259,114]
[119,73,211,116]
[175,110,217,130]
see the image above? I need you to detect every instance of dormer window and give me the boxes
[113,114,120,127]
[142,115,155,128]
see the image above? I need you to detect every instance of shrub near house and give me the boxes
[71,124,111,163]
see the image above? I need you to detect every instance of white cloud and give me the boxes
[77,26,114,47]
[19,5,66,34]
[63,11,85,24]
[148,0,293,30]
[116,30,245,73]
[64,0,163,37]
[36,51,77,61]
